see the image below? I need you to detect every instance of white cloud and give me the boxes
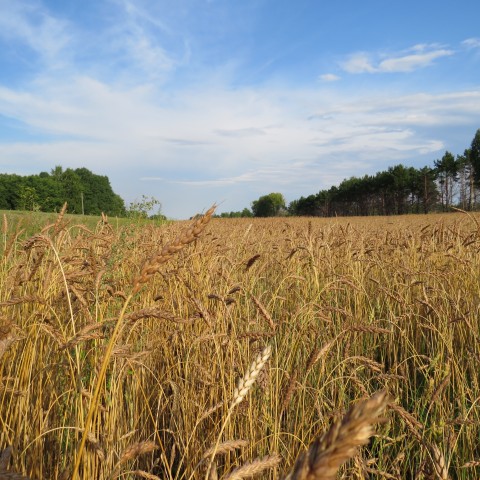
[0,2,72,66]
[462,38,480,49]
[341,53,377,73]
[341,44,454,74]
[1,75,478,178]
[1,77,479,217]
[378,49,453,72]
[123,29,176,76]
[319,73,341,82]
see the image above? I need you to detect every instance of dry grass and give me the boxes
[0,211,479,479]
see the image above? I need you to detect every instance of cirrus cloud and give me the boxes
[462,38,480,49]
[341,44,454,74]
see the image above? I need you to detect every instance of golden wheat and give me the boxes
[284,390,389,480]
[0,212,479,478]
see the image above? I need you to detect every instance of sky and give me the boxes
[0,0,479,218]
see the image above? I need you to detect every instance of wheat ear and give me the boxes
[202,440,249,459]
[133,205,216,293]
[231,344,272,408]
[284,390,389,480]
[0,322,21,360]
[425,442,449,480]
[223,454,282,480]
[110,441,159,480]
[204,344,272,480]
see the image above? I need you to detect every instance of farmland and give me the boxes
[1,208,479,479]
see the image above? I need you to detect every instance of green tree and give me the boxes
[289,194,321,216]
[456,150,477,210]
[127,195,162,219]
[0,167,127,215]
[51,165,64,179]
[434,151,458,211]
[470,129,480,186]
[251,193,286,217]
[0,174,23,210]
[60,169,83,213]
[413,167,438,213]
[18,186,39,211]
[74,168,126,216]
[27,172,63,212]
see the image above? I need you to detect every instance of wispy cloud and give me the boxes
[462,37,480,49]
[341,53,377,74]
[109,0,181,80]
[141,160,370,189]
[341,44,454,74]
[0,1,72,67]
[0,0,186,86]
[319,73,341,82]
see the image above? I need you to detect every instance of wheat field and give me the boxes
[0,206,479,479]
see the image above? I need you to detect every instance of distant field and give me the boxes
[0,208,169,238]
[1,209,479,479]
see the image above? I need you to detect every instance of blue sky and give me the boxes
[0,0,479,218]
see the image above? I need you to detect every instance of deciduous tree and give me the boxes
[251,193,286,217]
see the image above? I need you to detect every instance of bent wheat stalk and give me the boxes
[72,206,215,480]
[133,205,216,294]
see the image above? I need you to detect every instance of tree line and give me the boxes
[218,128,480,217]
[0,166,126,216]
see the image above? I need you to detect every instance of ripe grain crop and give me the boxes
[0,211,479,479]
